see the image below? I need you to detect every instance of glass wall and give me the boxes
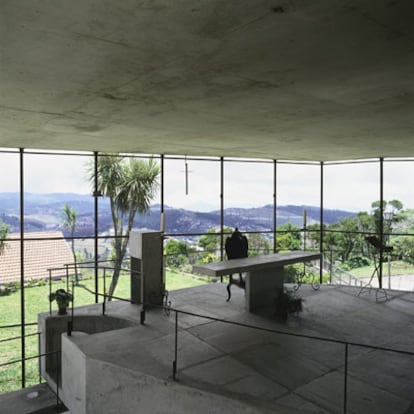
[2,149,414,393]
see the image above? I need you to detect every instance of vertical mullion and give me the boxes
[220,157,224,261]
[273,160,277,253]
[94,151,99,303]
[19,148,26,388]
[379,157,384,288]
[319,161,324,284]
[160,155,164,221]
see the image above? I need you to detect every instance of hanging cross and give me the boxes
[181,156,193,195]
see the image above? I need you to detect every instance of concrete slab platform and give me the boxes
[3,282,414,413]
[0,383,67,414]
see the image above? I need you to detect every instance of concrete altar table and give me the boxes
[192,251,321,311]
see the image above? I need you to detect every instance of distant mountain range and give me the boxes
[0,193,355,236]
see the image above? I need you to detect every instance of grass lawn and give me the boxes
[345,260,414,278]
[0,269,207,394]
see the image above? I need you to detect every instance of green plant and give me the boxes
[275,287,303,321]
[0,285,11,296]
[344,256,371,269]
[49,288,73,315]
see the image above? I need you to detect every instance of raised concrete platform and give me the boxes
[3,283,414,413]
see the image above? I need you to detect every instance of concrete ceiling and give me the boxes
[1,0,414,161]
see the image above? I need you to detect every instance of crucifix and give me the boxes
[182,156,193,195]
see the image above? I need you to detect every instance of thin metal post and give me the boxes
[220,156,224,262]
[49,269,52,315]
[220,157,224,282]
[160,154,164,216]
[56,350,60,407]
[273,160,277,253]
[67,281,74,336]
[319,161,324,284]
[140,306,146,325]
[19,148,26,388]
[103,268,106,315]
[94,151,99,303]
[344,343,348,414]
[379,157,384,288]
[172,311,178,380]
[329,248,333,284]
[38,332,42,384]
[65,264,69,292]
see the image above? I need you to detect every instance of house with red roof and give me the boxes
[0,231,75,284]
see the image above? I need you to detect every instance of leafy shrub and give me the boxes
[0,285,12,296]
[275,287,303,320]
[344,256,371,269]
[284,264,304,283]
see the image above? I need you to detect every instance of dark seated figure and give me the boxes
[225,228,248,301]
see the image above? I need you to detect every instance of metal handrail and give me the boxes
[50,276,414,414]
[161,305,414,414]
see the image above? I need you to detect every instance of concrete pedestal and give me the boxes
[130,230,164,306]
[245,267,284,311]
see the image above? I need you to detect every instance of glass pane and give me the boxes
[384,160,414,234]
[0,150,21,393]
[24,152,94,236]
[277,163,320,252]
[164,235,212,290]
[324,161,379,213]
[0,151,21,325]
[384,160,414,291]
[164,157,221,234]
[224,160,273,231]
[324,161,380,285]
[97,155,161,234]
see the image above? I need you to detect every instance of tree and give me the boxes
[198,227,233,258]
[247,233,271,256]
[276,223,301,251]
[89,155,160,298]
[198,228,221,253]
[0,220,9,256]
[164,239,192,268]
[61,204,79,282]
[334,217,362,262]
[371,199,404,234]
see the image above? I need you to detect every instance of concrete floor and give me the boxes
[2,283,414,413]
[0,383,68,414]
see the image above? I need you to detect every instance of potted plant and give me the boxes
[49,288,73,315]
[275,287,303,321]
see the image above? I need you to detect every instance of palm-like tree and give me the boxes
[90,154,160,298]
[62,204,79,282]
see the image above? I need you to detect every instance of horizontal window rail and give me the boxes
[0,331,41,344]
[0,322,38,330]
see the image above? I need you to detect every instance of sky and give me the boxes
[0,152,413,213]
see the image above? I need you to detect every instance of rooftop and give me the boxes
[0,232,74,284]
